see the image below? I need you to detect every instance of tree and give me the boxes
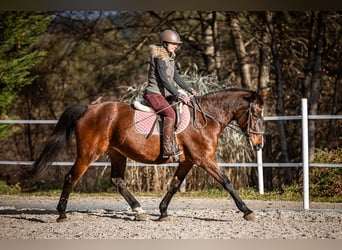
[303,11,327,160]
[228,12,252,88]
[264,11,293,185]
[0,11,51,139]
[198,11,221,79]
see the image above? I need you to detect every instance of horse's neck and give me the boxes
[201,94,249,126]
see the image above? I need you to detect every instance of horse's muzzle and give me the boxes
[247,134,264,151]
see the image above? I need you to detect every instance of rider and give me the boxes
[143,29,198,159]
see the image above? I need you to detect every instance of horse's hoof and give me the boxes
[158,216,171,222]
[135,213,148,221]
[56,216,68,223]
[243,211,255,221]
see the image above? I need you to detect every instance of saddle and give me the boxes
[132,92,190,137]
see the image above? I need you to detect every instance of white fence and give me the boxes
[1,98,342,210]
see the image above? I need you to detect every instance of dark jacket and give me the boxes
[144,44,192,98]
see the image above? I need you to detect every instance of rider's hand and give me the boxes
[190,88,199,96]
[178,93,190,104]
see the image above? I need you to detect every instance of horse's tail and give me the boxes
[23,104,88,179]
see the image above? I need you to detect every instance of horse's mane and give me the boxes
[203,88,256,97]
[202,88,257,103]
[199,88,260,115]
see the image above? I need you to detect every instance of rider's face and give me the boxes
[167,42,179,53]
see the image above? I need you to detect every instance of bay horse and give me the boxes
[25,88,264,222]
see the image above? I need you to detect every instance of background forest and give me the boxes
[0,11,341,196]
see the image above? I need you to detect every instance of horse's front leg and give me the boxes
[111,177,147,221]
[159,162,193,221]
[202,160,255,221]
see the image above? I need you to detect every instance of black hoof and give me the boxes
[158,215,171,221]
[56,215,67,222]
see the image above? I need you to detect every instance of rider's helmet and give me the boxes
[160,29,182,45]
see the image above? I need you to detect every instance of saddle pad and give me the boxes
[134,105,190,135]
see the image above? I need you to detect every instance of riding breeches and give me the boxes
[143,93,176,120]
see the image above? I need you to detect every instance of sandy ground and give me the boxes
[1,194,341,239]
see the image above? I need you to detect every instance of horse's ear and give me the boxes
[258,88,269,100]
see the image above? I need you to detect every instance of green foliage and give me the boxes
[0,11,51,139]
[309,148,342,198]
[314,147,342,163]
[0,123,19,141]
[0,180,21,194]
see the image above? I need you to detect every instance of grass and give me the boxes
[1,181,340,203]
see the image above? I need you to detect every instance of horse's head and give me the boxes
[235,90,265,151]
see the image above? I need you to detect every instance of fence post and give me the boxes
[180,178,186,192]
[302,98,310,210]
[257,149,264,194]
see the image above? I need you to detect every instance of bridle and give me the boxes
[236,102,265,149]
[237,102,264,135]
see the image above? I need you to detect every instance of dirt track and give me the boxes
[1,194,341,239]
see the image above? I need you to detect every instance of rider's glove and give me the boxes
[189,88,199,96]
[178,93,190,104]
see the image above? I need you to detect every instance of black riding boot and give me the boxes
[162,117,183,158]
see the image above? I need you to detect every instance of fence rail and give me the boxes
[1,160,341,168]
[1,99,342,210]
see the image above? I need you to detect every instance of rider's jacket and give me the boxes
[144,44,192,98]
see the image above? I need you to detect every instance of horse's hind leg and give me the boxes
[56,158,90,222]
[110,153,147,221]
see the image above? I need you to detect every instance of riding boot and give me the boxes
[162,117,183,158]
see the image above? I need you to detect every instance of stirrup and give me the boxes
[172,150,182,162]
[173,149,183,157]
[174,144,183,156]
[162,149,183,159]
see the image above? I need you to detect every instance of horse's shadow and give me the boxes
[0,208,58,223]
[85,209,231,222]
[0,207,231,223]
[76,209,135,222]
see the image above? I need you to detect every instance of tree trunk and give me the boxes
[199,11,221,79]
[229,12,251,88]
[303,12,317,98]
[326,71,342,147]
[307,11,327,161]
[265,11,292,185]
[258,24,271,96]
